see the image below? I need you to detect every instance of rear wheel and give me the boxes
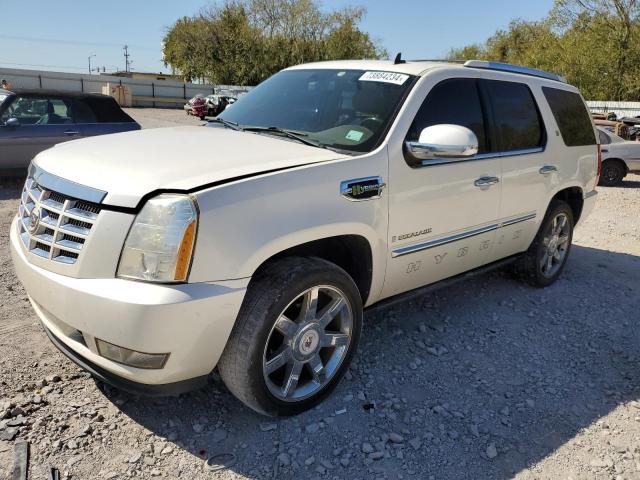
[599,160,626,186]
[514,200,574,287]
[218,257,362,416]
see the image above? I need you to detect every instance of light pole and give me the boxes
[88,54,96,74]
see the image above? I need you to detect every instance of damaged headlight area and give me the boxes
[117,194,198,283]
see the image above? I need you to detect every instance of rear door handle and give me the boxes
[63,130,79,136]
[474,176,500,187]
[539,165,558,175]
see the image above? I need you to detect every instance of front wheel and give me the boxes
[515,200,574,287]
[218,257,362,416]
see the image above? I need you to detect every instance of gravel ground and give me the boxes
[1,117,639,479]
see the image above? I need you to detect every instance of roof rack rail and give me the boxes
[463,60,566,83]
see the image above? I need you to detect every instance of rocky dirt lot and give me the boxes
[1,115,639,479]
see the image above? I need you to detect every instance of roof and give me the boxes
[6,89,112,100]
[285,59,457,76]
[285,59,568,85]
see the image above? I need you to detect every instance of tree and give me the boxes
[447,0,640,100]
[162,0,385,86]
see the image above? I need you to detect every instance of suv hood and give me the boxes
[34,126,347,208]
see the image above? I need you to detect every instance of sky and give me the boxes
[0,0,555,75]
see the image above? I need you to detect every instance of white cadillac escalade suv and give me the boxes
[10,59,599,416]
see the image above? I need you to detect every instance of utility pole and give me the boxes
[88,54,96,74]
[123,45,131,73]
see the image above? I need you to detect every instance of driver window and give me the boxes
[408,78,489,153]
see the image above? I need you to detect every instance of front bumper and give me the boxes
[10,216,248,391]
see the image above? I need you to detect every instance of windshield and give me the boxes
[218,69,415,153]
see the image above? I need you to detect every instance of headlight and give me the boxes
[117,194,198,282]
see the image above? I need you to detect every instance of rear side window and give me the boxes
[84,97,136,123]
[483,80,544,151]
[408,78,488,153]
[542,87,596,146]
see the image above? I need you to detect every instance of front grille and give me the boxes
[17,175,102,264]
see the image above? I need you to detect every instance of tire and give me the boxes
[599,160,626,186]
[218,257,363,416]
[514,200,574,287]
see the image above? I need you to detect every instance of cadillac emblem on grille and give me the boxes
[28,208,41,234]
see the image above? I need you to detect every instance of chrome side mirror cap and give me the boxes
[5,117,20,128]
[405,124,478,161]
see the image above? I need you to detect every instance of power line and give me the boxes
[0,61,88,71]
[0,34,158,52]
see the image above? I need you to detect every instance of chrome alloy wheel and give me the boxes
[262,285,353,402]
[540,212,571,278]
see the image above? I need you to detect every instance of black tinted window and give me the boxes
[542,87,596,146]
[84,97,135,123]
[408,79,488,153]
[484,80,543,151]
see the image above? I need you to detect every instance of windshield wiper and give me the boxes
[207,118,243,131]
[242,126,329,150]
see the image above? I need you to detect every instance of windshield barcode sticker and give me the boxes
[359,71,409,85]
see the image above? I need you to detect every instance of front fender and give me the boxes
[188,150,389,303]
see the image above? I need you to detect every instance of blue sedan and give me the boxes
[0,88,141,173]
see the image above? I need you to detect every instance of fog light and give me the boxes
[95,339,169,369]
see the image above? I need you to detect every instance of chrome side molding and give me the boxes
[391,212,537,258]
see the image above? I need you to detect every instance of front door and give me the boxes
[382,77,502,299]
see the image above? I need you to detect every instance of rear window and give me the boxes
[542,87,596,146]
[484,80,544,151]
[83,97,135,123]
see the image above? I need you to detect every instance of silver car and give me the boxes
[0,89,140,174]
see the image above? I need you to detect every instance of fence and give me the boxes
[586,101,640,119]
[0,67,251,108]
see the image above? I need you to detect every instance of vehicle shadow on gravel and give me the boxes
[98,244,640,479]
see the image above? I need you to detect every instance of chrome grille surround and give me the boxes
[17,176,102,264]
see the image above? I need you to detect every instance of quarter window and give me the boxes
[598,130,611,145]
[484,80,544,151]
[407,79,489,153]
[542,87,596,147]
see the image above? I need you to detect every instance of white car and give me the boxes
[597,126,640,186]
[10,59,599,416]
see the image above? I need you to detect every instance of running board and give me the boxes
[365,254,522,315]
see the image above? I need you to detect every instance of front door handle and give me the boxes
[474,176,500,188]
[539,165,558,175]
[63,130,79,136]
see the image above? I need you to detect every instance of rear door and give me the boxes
[481,79,549,263]
[0,95,78,170]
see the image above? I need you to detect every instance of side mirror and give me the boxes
[5,117,20,128]
[405,124,478,162]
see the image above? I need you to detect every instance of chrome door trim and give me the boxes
[31,164,107,204]
[391,212,537,258]
[418,147,545,168]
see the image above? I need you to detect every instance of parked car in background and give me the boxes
[205,94,237,117]
[0,89,140,174]
[597,126,640,186]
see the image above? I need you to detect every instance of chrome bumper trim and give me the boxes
[31,164,107,204]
